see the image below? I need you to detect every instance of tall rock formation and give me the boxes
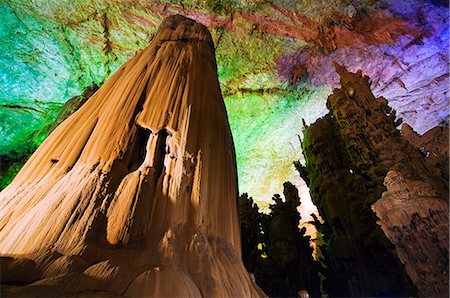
[0,15,264,297]
[300,64,449,296]
[239,182,321,297]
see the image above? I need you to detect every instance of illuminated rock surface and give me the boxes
[373,171,449,297]
[1,0,448,212]
[0,15,264,297]
[301,64,448,296]
[0,1,448,296]
[401,123,449,157]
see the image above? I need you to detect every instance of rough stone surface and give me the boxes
[239,182,320,297]
[301,64,448,296]
[1,0,448,209]
[401,123,449,157]
[0,15,264,297]
[301,115,417,297]
[278,0,449,135]
[47,85,99,134]
[373,171,449,297]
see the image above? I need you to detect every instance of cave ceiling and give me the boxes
[0,0,448,212]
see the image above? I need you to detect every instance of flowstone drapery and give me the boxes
[0,15,264,297]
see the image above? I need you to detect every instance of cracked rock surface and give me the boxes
[1,0,448,208]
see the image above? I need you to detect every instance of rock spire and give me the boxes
[0,15,264,297]
[300,64,448,297]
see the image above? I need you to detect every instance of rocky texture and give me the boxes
[239,182,320,297]
[301,115,418,297]
[0,15,263,297]
[278,0,449,134]
[373,171,449,297]
[1,0,448,209]
[0,85,99,191]
[401,123,449,157]
[301,64,449,296]
[373,128,449,297]
[46,85,99,134]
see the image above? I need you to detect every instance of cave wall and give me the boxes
[300,64,448,296]
[1,0,448,209]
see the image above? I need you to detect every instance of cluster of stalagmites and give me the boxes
[300,63,449,297]
[239,182,320,297]
[0,15,264,297]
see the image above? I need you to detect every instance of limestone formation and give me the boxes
[301,64,448,296]
[401,123,449,158]
[47,84,99,134]
[0,15,264,297]
[373,171,449,297]
[239,182,320,297]
[1,85,100,192]
[301,115,417,297]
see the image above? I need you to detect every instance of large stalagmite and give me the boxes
[0,15,264,297]
[300,64,448,297]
